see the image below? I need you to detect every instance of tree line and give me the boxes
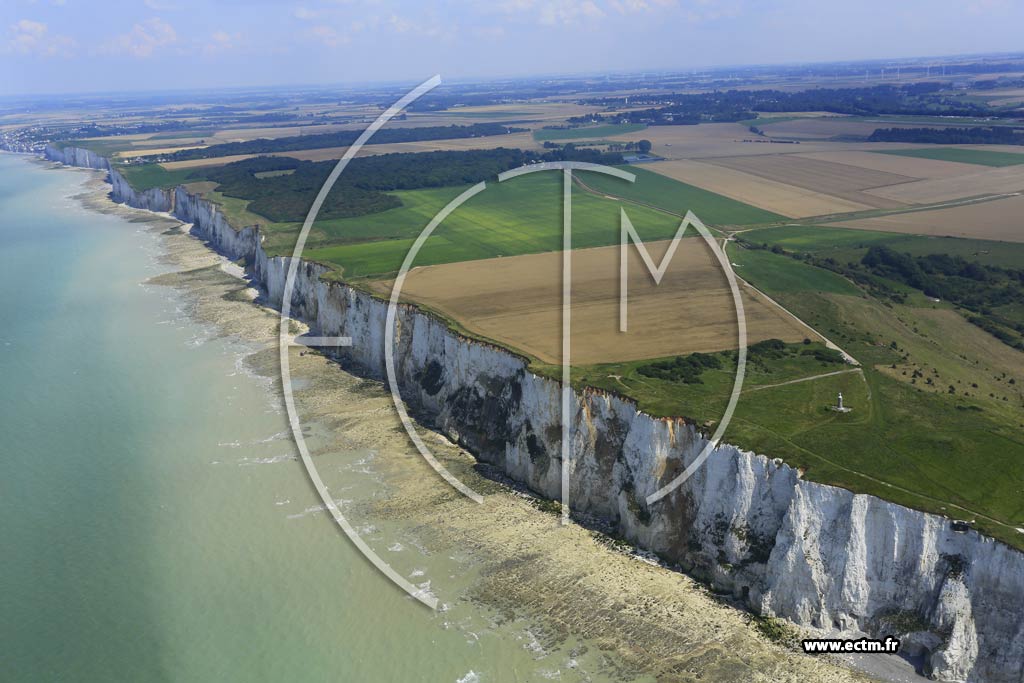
[166,123,527,162]
[575,84,1023,127]
[868,126,1024,145]
[195,145,629,222]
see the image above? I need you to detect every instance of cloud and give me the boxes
[471,25,506,39]
[308,24,349,47]
[202,29,243,55]
[143,0,181,10]
[493,0,649,25]
[966,0,1012,14]
[539,0,605,25]
[103,17,177,57]
[6,18,76,57]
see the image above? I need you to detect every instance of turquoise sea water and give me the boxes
[0,155,572,682]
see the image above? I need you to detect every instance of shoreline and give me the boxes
[38,149,884,682]
[37,145,1024,683]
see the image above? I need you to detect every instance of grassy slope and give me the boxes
[533,123,647,142]
[578,165,786,226]
[565,236,1024,548]
[875,147,1024,167]
[725,246,1024,548]
[730,246,861,295]
[740,225,1024,268]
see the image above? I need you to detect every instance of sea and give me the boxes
[0,153,865,683]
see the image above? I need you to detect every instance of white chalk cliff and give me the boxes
[46,145,1024,683]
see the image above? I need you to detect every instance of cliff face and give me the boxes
[110,168,173,213]
[47,147,1024,683]
[42,145,175,212]
[45,144,110,171]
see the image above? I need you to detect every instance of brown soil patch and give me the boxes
[864,165,1024,204]
[835,193,1024,241]
[795,150,984,178]
[382,239,816,365]
[705,154,912,209]
[160,132,542,170]
[646,159,871,218]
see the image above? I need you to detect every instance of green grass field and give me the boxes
[740,225,1024,268]
[59,138,138,157]
[300,171,684,277]
[875,147,1024,167]
[720,246,1024,548]
[532,123,646,142]
[568,342,845,419]
[730,243,862,295]
[115,163,196,192]
[578,165,786,226]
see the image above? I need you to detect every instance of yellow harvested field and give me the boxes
[794,150,984,178]
[645,159,871,218]
[865,164,1024,204]
[79,132,155,142]
[706,154,911,209]
[115,145,207,157]
[160,131,542,169]
[281,131,542,161]
[387,239,817,365]
[755,111,853,120]
[210,123,358,141]
[407,102,600,125]
[610,123,752,159]
[835,193,1024,242]
[981,88,1024,106]
[161,154,260,170]
[130,136,211,147]
[607,123,921,161]
[759,117,912,139]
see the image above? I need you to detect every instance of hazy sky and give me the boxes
[2,0,1022,95]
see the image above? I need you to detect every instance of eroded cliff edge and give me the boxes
[46,145,1024,683]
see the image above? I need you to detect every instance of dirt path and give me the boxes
[744,368,862,393]
[722,238,860,365]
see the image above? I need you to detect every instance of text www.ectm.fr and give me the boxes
[802,637,900,654]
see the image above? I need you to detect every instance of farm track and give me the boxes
[743,368,863,393]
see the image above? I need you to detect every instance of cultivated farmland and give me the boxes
[642,159,871,218]
[704,154,912,209]
[160,131,542,170]
[795,150,983,178]
[834,193,1024,242]
[875,147,1024,167]
[864,164,1024,203]
[386,238,815,365]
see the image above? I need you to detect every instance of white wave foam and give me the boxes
[238,453,296,466]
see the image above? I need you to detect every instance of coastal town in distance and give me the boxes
[2,3,1023,682]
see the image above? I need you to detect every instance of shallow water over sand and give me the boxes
[0,154,868,682]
